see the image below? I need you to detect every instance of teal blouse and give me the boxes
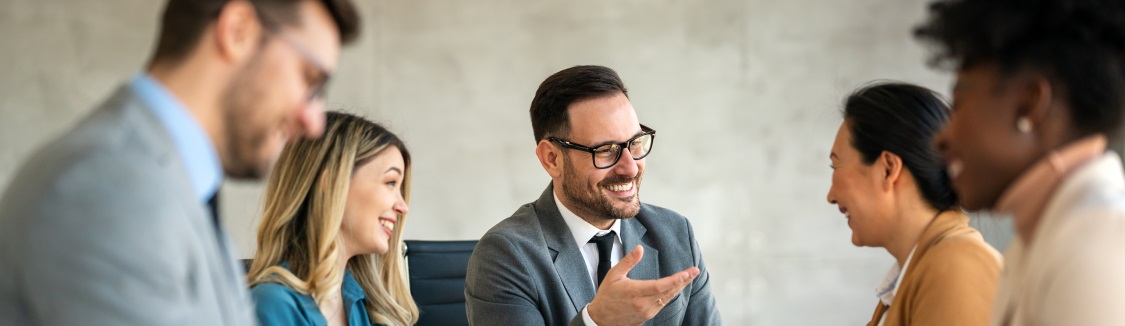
[251,264,373,326]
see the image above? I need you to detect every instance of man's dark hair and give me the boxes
[914,0,1125,139]
[844,82,958,211]
[530,65,629,142]
[152,0,360,64]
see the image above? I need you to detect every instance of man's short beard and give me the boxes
[218,49,272,180]
[558,153,641,221]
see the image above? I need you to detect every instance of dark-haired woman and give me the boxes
[916,0,1125,324]
[827,82,1001,326]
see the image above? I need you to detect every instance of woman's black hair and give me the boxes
[844,82,958,211]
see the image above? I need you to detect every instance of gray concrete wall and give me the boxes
[0,0,1012,324]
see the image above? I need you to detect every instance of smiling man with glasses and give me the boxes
[0,0,360,325]
[466,65,721,326]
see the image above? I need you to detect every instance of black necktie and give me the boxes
[589,231,616,288]
[206,190,220,228]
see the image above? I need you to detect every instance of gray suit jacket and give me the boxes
[0,85,257,325]
[465,184,721,325]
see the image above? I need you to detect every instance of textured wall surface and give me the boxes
[0,0,1013,324]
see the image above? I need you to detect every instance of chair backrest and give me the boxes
[404,240,478,326]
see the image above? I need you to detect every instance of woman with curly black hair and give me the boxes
[915,0,1125,324]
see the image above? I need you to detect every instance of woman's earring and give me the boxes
[1016,117,1033,133]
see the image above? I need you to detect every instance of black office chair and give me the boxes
[404,240,478,326]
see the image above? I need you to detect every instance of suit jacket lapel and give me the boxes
[535,184,598,313]
[122,85,248,312]
[124,85,223,253]
[621,210,659,281]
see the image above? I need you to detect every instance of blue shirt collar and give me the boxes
[340,268,367,304]
[129,73,223,202]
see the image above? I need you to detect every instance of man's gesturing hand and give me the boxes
[587,245,700,326]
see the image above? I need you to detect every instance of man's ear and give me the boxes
[213,1,263,65]
[880,151,904,191]
[536,140,563,178]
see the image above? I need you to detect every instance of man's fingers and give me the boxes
[639,266,700,296]
[604,245,644,281]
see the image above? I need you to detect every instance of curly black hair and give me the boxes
[914,0,1125,138]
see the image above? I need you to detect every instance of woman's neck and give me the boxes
[334,247,354,288]
[320,248,354,326]
[885,202,940,268]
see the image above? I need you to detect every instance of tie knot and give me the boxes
[206,191,220,221]
[588,230,616,262]
[588,230,616,287]
[589,230,616,245]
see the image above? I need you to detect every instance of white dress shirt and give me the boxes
[875,246,916,326]
[553,192,623,326]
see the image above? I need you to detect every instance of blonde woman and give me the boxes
[248,111,418,326]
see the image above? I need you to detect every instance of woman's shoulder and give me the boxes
[251,282,304,309]
[252,281,299,296]
[251,282,317,325]
[249,263,303,303]
[920,227,1002,272]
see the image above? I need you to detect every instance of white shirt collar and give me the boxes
[877,245,918,307]
[553,191,621,249]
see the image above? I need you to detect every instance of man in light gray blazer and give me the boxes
[465,65,721,326]
[0,0,360,324]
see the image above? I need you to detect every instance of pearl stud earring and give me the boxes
[1016,117,1033,133]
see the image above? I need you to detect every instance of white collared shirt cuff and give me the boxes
[582,304,599,326]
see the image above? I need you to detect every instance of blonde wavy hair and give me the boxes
[247,111,418,325]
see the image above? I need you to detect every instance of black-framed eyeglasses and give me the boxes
[547,124,656,169]
[251,4,332,102]
[274,35,332,102]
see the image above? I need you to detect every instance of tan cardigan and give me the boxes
[867,211,1002,326]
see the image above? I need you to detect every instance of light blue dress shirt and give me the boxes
[129,73,223,203]
[251,264,374,326]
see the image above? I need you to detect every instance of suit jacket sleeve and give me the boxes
[465,231,549,326]
[20,158,210,325]
[682,217,722,325]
